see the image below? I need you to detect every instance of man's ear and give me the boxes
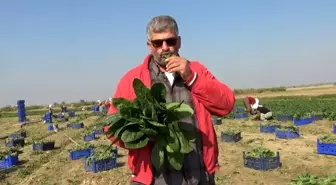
[177,36,181,49]
[147,41,154,53]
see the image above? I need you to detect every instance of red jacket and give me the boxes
[104,54,235,185]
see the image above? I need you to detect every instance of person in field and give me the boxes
[61,105,68,113]
[243,96,272,120]
[243,96,260,115]
[253,105,273,121]
[104,15,235,185]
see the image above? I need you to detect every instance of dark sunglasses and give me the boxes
[150,37,178,48]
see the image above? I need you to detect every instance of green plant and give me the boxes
[293,113,312,119]
[245,147,276,158]
[291,173,320,185]
[82,129,94,136]
[105,78,195,171]
[221,128,240,135]
[321,175,336,185]
[260,121,281,127]
[277,125,299,132]
[319,134,336,144]
[0,149,17,160]
[33,140,54,145]
[86,145,117,165]
[71,143,92,151]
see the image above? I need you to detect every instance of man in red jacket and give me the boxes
[105,15,235,185]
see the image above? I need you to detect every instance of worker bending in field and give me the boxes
[253,105,273,121]
[243,96,272,120]
[243,96,260,115]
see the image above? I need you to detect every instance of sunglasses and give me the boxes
[150,37,178,48]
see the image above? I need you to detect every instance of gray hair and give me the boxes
[146,15,179,41]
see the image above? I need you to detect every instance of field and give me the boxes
[1,86,336,185]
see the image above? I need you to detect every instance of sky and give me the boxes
[1,0,335,107]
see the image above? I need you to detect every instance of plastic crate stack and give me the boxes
[17,100,26,123]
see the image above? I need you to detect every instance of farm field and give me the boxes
[1,93,336,185]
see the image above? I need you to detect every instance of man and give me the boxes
[104,15,235,185]
[253,105,273,121]
[243,96,260,115]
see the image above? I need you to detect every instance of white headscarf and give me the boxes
[251,98,259,110]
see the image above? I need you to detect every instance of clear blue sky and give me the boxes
[1,0,335,106]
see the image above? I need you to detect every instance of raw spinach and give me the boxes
[105,78,195,171]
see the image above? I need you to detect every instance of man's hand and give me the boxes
[165,56,193,81]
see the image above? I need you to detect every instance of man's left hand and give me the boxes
[165,56,192,81]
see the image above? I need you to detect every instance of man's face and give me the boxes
[147,29,181,66]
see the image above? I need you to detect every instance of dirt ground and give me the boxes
[1,113,335,185]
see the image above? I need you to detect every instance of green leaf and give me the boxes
[151,104,158,122]
[105,113,123,126]
[148,120,166,128]
[166,125,180,152]
[113,121,138,137]
[151,139,165,171]
[119,106,141,121]
[150,83,166,103]
[140,128,158,136]
[112,98,132,110]
[165,102,194,121]
[167,151,184,170]
[165,101,183,110]
[133,78,150,99]
[172,122,193,154]
[106,116,126,135]
[124,136,150,149]
[121,129,145,143]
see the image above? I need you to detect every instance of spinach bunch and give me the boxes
[106,78,195,171]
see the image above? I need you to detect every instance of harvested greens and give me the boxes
[106,78,195,171]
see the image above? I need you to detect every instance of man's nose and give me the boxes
[161,41,170,51]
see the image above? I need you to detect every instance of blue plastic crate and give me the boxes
[233,107,245,112]
[275,128,300,139]
[243,151,281,171]
[68,112,76,117]
[93,106,99,112]
[94,129,104,135]
[260,123,281,133]
[212,118,222,125]
[67,122,84,129]
[84,157,117,173]
[32,142,55,151]
[311,115,323,121]
[0,154,19,169]
[221,132,241,142]
[234,113,248,119]
[5,138,25,147]
[83,133,96,142]
[317,139,336,156]
[69,148,93,160]
[293,117,313,126]
[57,113,64,119]
[276,115,293,121]
[9,131,27,139]
[47,124,58,131]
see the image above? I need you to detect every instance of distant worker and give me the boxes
[104,97,112,109]
[48,104,54,115]
[243,96,260,115]
[253,105,273,121]
[96,100,104,112]
[61,105,68,113]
